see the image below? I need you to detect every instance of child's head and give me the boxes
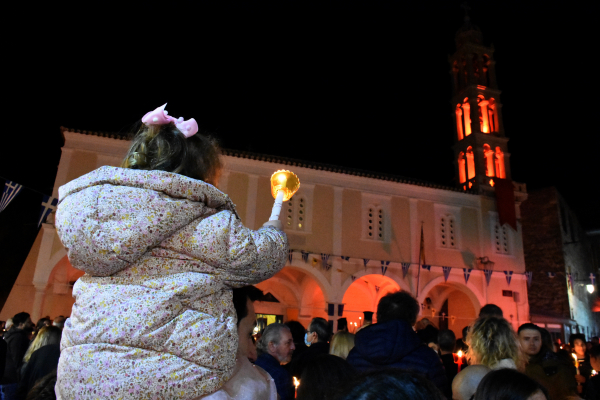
[121,105,222,185]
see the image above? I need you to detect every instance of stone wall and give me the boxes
[521,188,570,318]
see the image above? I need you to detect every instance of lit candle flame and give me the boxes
[293,376,300,389]
[457,350,463,358]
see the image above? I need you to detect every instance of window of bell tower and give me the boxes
[482,54,490,87]
[495,147,506,179]
[456,98,472,137]
[456,105,464,140]
[466,146,475,180]
[483,144,495,177]
[458,152,466,183]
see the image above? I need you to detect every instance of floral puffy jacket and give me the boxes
[54,166,288,400]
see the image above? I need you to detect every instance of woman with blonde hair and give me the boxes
[330,330,355,360]
[22,326,62,368]
[467,317,525,371]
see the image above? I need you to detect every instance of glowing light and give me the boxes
[270,170,300,201]
[587,284,595,294]
[457,350,463,358]
[489,179,494,187]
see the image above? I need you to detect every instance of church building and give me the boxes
[3,19,546,340]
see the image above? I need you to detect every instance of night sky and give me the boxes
[3,0,598,230]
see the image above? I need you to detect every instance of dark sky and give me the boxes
[3,0,599,229]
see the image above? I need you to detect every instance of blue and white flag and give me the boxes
[301,251,309,263]
[421,265,431,271]
[442,266,451,282]
[0,181,23,213]
[340,256,350,262]
[484,269,493,286]
[504,271,513,286]
[38,195,58,227]
[363,259,370,270]
[463,268,472,284]
[381,261,390,276]
[591,273,596,286]
[546,272,556,278]
[401,262,411,279]
[321,253,330,268]
[525,271,533,287]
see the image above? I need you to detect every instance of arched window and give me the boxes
[458,152,466,184]
[477,95,491,133]
[483,144,495,177]
[466,146,475,181]
[487,98,498,133]
[456,105,464,140]
[495,147,506,179]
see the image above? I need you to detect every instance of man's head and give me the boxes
[479,304,503,318]
[376,291,419,325]
[438,329,457,354]
[518,323,543,357]
[452,364,491,400]
[232,286,263,358]
[52,316,66,329]
[257,323,295,364]
[306,317,329,345]
[12,312,32,330]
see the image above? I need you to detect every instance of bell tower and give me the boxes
[449,9,511,192]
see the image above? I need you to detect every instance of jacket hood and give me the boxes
[56,166,238,276]
[353,320,422,365]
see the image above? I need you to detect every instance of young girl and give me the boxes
[55,104,288,399]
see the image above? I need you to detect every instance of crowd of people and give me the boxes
[1,104,598,399]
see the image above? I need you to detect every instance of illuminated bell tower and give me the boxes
[449,12,511,193]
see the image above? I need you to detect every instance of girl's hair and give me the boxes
[337,369,445,400]
[23,326,62,363]
[297,354,356,400]
[474,368,548,400]
[467,317,525,371]
[121,122,222,185]
[330,331,355,360]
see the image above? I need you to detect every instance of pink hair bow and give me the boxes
[141,103,198,138]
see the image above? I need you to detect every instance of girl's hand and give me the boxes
[263,220,283,231]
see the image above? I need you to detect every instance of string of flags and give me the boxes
[286,248,597,288]
[1,179,57,227]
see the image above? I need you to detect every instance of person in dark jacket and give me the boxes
[346,291,448,392]
[255,323,296,400]
[17,344,60,399]
[290,317,330,379]
[1,312,33,399]
[585,345,600,400]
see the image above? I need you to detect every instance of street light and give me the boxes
[586,284,595,294]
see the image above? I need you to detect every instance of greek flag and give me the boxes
[321,253,330,267]
[340,256,350,262]
[38,195,58,227]
[504,271,513,286]
[463,268,472,284]
[484,269,493,286]
[421,265,431,271]
[442,266,451,282]
[363,259,370,270]
[0,181,23,213]
[381,261,390,276]
[301,251,309,263]
[401,262,411,279]
[525,271,533,287]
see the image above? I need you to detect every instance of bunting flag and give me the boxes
[547,272,556,278]
[442,266,451,282]
[504,271,513,286]
[525,271,533,287]
[351,275,356,281]
[484,269,493,286]
[463,268,472,284]
[381,261,390,276]
[301,251,309,263]
[288,249,294,264]
[363,259,370,270]
[324,263,332,271]
[421,265,431,271]
[374,285,380,293]
[567,273,573,291]
[340,256,350,262]
[0,181,23,213]
[321,253,330,268]
[38,195,58,227]
[591,273,596,286]
[401,262,411,279]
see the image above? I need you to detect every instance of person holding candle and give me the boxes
[54,104,289,400]
[437,329,458,399]
[571,333,593,396]
[517,323,578,400]
[585,345,600,400]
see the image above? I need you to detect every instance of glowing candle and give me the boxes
[293,376,300,398]
[454,350,464,373]
[572,353,580,375]
[269,170,300,221]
